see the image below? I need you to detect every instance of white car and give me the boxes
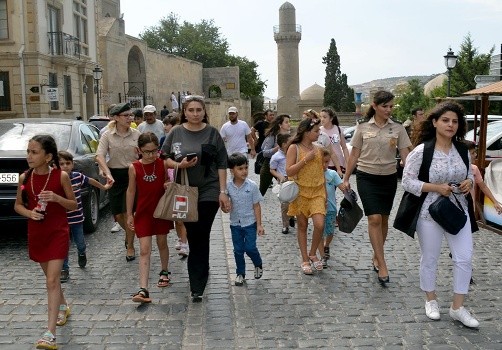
[465,121,502,158]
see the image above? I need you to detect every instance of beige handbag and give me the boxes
[153,165,198,222]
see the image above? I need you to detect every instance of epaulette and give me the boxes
[391,117,402,124]
[356,117,369,124]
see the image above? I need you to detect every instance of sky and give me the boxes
[121,0,501,98]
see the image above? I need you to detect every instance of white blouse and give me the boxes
[401,143,474,221]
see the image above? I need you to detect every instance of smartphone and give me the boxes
[186,153,197,161]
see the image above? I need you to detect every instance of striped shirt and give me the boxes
[67,171,89,225]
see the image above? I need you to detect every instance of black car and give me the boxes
[0,118,109,233]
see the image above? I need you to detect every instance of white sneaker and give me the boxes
[449,306,479,328]
[110,222,122,233]
[235,274,245,286]
[175,239,182,250]
[178,243,189,257]
[425,300,440,320]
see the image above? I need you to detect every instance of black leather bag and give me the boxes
[337,189,364,233]
[428,194,467,235]
[254,152,265,175]
[393,191,427,238]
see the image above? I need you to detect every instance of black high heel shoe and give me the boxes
[378,276,390,286]
[372,264,379,273]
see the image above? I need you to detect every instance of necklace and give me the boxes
[31,166,52,197]
[301,142,313,150]
[141,160,157,182]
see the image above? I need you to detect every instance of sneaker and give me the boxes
[235,274,245,286]
[324,246,330,260]
[35,330,57,350]
[449,306,479,328]
[175,239,182,250]
[78,253,87,268]
[178,243,189,257]
[289,217,295,228]
[110,222,122,233]
[56,304,70,326]
[60,269,69,283]
[281,227,289,234]
[321,256,328,268]
[425,300,440,320]
[254,266,263,279]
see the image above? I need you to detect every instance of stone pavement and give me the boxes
[1,159,501,349]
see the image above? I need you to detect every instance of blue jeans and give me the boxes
[63,223,86,270]
[230,222,262,276]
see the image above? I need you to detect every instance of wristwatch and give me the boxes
[220,190,229,195]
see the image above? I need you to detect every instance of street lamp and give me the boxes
[92,66,103,115]
[444,47,457,97]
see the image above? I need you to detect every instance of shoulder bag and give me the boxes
[153,165,199,222]
[278,144,300,202]
[428,193,467,235]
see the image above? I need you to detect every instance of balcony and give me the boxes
[48,32,80,59]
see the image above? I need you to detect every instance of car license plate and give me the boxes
[0,173,19,184]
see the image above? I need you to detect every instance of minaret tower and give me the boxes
[274,2,302,117]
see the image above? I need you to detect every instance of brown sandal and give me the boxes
[132,288,152,303]
[157,270,171,287]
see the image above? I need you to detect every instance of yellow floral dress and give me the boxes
[287,145,326,217]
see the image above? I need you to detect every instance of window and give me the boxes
[49,72,59,110]
[64,75,72,110]
[0,71,11,111]
[73,0,88,55]
[47,5,61,55]
[0,0,7,39]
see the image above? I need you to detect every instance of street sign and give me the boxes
[30,86,39,93]
[46,88,58,102]
[474,75,501,84]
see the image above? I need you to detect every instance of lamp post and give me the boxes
[92,66,103,115]
[444,47,457,97]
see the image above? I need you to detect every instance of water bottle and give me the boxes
[35,197,47,220]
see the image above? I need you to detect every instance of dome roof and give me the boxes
[424,74,447,96]
[300,83,325,100]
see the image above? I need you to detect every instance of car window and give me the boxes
[0,123,71,151]
[487,137,502,151]
[79,124,99,154]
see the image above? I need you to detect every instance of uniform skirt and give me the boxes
[109,168,129,215]
[356,170,397,216]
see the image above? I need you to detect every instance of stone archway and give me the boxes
[208,84,222,98]
[126,46,146,107]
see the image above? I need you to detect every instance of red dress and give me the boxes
[26,168,70,262]
[132,158,174,237]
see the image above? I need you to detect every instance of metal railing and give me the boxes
[273,24,302,34]
[48,32,81,59]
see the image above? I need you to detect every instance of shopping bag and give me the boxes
[153,166,198,222]
[337,189,363,233]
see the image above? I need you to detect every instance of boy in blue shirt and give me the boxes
[320,149,346,268]
[227,152,265,286]
[58,151,112,283]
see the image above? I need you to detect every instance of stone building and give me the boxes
[0,0,251,129]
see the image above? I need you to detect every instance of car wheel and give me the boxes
[83,189,99,233]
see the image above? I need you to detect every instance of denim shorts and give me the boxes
[323,211,337,237]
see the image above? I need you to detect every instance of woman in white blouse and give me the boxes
[402,101,479,328]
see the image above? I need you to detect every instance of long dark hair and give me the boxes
[321,107,340,126]
[365,90,394,119]
[180,96,210,124]
[21,134,59,207]
[412,101,466,147]
[289,117,321,145]
[265,114,290,137]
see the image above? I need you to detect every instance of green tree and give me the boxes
[394,79,434,121]
[140,13,266,111]
[323,38,354,112]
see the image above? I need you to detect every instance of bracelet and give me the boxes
[303,159,308,165]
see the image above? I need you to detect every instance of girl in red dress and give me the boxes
[126,132,174,303]
[14,134,77,349]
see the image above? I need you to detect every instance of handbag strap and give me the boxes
[180,168,190,186]
[450,193,465,213]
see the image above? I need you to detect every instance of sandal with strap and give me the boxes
[301,262,313,275]
[35,330,57,350]
[157,270,171,287]
[309,256,323,271]
[132,288,152,303]
[56,304,70,326]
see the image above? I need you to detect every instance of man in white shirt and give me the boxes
[220,106,255,157]
[138,105,165,139]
